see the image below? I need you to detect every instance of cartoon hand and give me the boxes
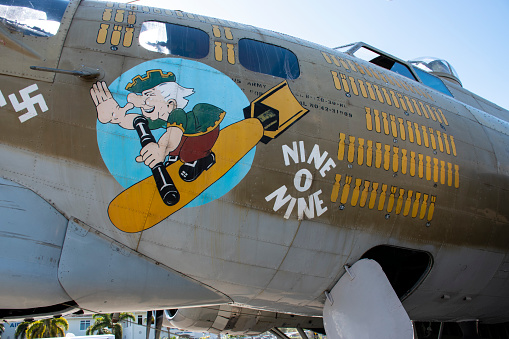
[90,81,134,123]
[136,142,167,168]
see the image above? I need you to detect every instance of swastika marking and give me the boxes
[8,84,48,123]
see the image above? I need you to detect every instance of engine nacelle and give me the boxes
[0,178,78,319]
[0,178,230,319]
[164,306,323,335]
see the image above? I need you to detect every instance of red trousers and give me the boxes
[169,126,220,163]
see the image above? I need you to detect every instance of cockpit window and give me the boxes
[0,0,69,37]
[412,66,453,97]
[238,38,300,80]
[352,46,416,81]
[139,21,209,59]
[409,57,462,87]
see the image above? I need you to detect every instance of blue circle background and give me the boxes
[97,58,254,208]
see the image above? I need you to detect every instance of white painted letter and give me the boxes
[319,158,337,177]
[284,198,297,219]
[307,144,328,170]
[265,185,297,219]
[282,142,299,166]
[294,168,313,192]
[298,195,315,220]
[265,185,292,211]
[313,189,327,216]
[299,140,306,162]
[0,90,6,107]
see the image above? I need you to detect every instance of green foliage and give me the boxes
[15,320,34,339]
[86,313,135,339]
[25,317,68,339]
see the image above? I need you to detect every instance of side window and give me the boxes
[238,38,300,80]
[139,21,209,59]
[412,67,453,97]
[0,0,70,37]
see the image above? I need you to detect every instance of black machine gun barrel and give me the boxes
[133,115,180,206]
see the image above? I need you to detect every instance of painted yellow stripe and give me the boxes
[425,156,432,181]
[366,140,373,167]
[369,182,379,209]
[421,126,429,148]
[331,174,342,203]
[212,25,221,38]
[418,154,424,179]
[378,184,387,211]
[365,107,373,131]
[373,109,381,133]
[224,27,233,40]
[331,71,341,90]
[403,190,413,216]
[322,52,332,64]
[351,179,362,206]
[341,176,352,204]
[227,43,235,64]
[338,133,346,160]
[330,55,341,67]
[382,112,390,135]
[366,82,376,100]
[358,138,365,166]
[387,186,397,213]
[349,76,359,96]
[396,188,404,214]
[420,194,428,220]
[214,41,223,61]
[401,149,408,174]
[398,118,406,140]
[360,181,370,207]
[412,192,421,218]
[374,85,384,103]
[428,196,436,221]
[358,80,368,98]
[390,115,397,138]
[347,59,358,72]
[382,88,392,105]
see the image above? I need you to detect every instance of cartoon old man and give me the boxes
[91,69,225,203]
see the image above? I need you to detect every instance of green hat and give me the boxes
[125,69,176,93]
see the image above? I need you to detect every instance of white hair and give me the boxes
[156,82,195,109]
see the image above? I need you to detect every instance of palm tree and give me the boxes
[25,317,68,339]
[15,320,34,339]
[86,313,135,339]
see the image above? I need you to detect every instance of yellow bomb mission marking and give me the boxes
[265,141,336,220]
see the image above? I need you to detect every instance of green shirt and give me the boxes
[147,103,225,136]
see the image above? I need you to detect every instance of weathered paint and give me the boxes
[0,0,508,325]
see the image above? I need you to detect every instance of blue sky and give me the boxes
[112,0,509,110]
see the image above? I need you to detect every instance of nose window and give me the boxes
[0,0,70,37]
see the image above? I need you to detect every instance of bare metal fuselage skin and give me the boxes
[1,0,508,324]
